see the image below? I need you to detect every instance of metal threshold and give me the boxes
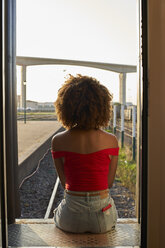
[8,218,140,247]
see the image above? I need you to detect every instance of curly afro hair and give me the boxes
[55,74,113,130]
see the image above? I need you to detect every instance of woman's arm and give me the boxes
[51,134,65,188]
[53,157,65,188]
[107,134,119,188]
[108,155,118,188]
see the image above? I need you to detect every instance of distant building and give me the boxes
[112,102,136,120]
[17,96,55,112]
[26,100,38,110]
[125,102,134,107]
[38,102,55,112]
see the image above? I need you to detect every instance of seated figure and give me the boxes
[51,74,119,233]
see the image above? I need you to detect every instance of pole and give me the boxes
[24,81,26,124]
[132,105,136,160]
[113,105,117,134]
[121,104,124,148]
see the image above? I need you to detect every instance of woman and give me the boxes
[51,74,119,233]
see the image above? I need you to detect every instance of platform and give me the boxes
[17,121,62,164]
[17,121,63,184]
[8,219,140,247]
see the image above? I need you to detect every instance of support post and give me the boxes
[121,104,124,148]
[23,81,26,124]
[132,105,136,160]
[113,105,117,134]
[20,65,26,108]
[20,65,26,123]
[119,73,126,148]
[119,73,126,105]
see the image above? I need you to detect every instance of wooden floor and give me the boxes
[8,219,140,247]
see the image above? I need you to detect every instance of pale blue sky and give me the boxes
[16,0,137,104]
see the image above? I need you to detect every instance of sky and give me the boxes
[16,0,138,104]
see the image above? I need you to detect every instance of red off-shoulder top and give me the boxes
[51,147,119,191]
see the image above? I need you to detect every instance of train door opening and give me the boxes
[0,0,148,247]
[16,0,140,221]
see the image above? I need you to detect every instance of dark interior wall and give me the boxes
[148,0,165,247]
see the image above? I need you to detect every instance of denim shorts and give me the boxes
[53,189,118,233]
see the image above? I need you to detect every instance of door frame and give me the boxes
[0,0,8,246]
[0,0,148,246]
[141,0,148,247]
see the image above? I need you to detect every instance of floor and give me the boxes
[8,219,140,248]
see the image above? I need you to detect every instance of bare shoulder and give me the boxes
[51,130,68,150]
[101,130,118,148]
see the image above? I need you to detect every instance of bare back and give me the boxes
[52,128,118,154]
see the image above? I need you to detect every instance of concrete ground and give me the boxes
[17,121,62,164]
